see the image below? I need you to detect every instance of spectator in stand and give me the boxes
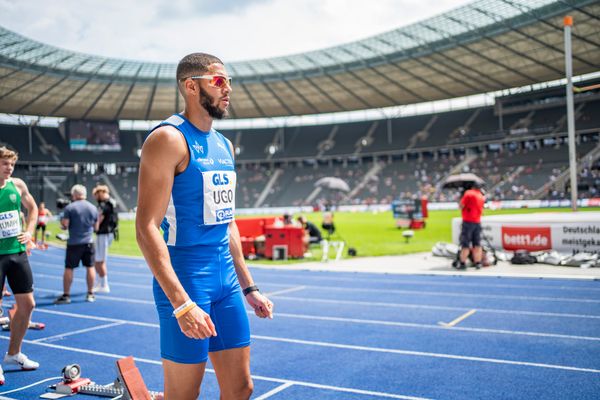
[457,183,485,270]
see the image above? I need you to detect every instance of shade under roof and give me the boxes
[0,0,598,120]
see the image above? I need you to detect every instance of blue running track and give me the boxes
[0,246,598,399]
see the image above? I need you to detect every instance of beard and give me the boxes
[199,86,227,120]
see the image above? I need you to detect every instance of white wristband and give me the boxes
[172,299,193,316]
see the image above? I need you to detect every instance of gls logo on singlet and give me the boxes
[212,173,234,205]
[202,171,236,225]
[212,173,230,185]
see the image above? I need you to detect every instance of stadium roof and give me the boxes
[0,0,599,121]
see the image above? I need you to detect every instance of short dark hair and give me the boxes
[176,53,224,82]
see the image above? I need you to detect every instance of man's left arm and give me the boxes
[229,220,273,319]
[13,178,38,244]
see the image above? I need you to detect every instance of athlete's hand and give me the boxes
[246,292,274,319]
[17,231,33,244]
[176,306,217,340]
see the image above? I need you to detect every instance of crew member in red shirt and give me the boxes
[458,183,485,269]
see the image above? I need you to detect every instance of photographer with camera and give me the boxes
[92,184,117,293]
[54,184,98,304]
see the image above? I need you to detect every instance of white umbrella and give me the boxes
[315,177,350,192]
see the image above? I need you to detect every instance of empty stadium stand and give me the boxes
[2,80,599,212]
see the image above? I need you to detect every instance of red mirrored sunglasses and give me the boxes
[184,75,232,89]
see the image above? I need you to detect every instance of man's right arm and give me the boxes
[136,126,216,339]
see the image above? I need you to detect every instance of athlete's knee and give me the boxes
[243,380,254,399]
[15,296,35,315]
[225,378,253,400]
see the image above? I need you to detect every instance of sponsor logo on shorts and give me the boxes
[502,226,551,251]
[216,208,233,222]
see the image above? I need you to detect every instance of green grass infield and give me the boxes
[41,207,600,263]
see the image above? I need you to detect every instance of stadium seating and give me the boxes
[3,87,599,212]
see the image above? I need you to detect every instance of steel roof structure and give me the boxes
[0,0,599,121]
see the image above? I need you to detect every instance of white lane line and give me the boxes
[1,336,160,364]
[32,322,125,343]
[273,295,600,320]
[29,308,158,328]
[31,263,600,303]
[29,288,600,341]
[34,273,151,290]
[278,284,600,304]
[251,335,600,374]
[253,382,294,400]
[36,248,600,287]
[273,312,600,342]
[25,303,600,343]
[35,251,600,291]
[0,337,431,400]
[34,287,155,305]
[33,262,152,278]
[438,310,477,328]
[249,378,430,400]
[32,252,149,270]
[249,272,600,292]
[19,303,600,374]
[31,272,600,321]
[265,286,306,297]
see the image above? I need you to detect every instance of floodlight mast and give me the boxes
[564,15,577,211]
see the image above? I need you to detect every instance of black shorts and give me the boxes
[460,222,482,248]
[66,243,95,269]
[0,252,34,296]
[36,223,46,232]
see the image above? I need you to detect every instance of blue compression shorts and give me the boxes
[153,244,250,364]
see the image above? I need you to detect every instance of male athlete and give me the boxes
[34,202,52,246]
[136,53,273,400]
[0,146,39,385]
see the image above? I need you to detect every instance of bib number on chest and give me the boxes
[0,210,21,238]
[202,171,236,225]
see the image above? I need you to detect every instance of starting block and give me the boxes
[1,304,45,331]
[45,357,163,399]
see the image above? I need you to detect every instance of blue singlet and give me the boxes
[149,114,250,364]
